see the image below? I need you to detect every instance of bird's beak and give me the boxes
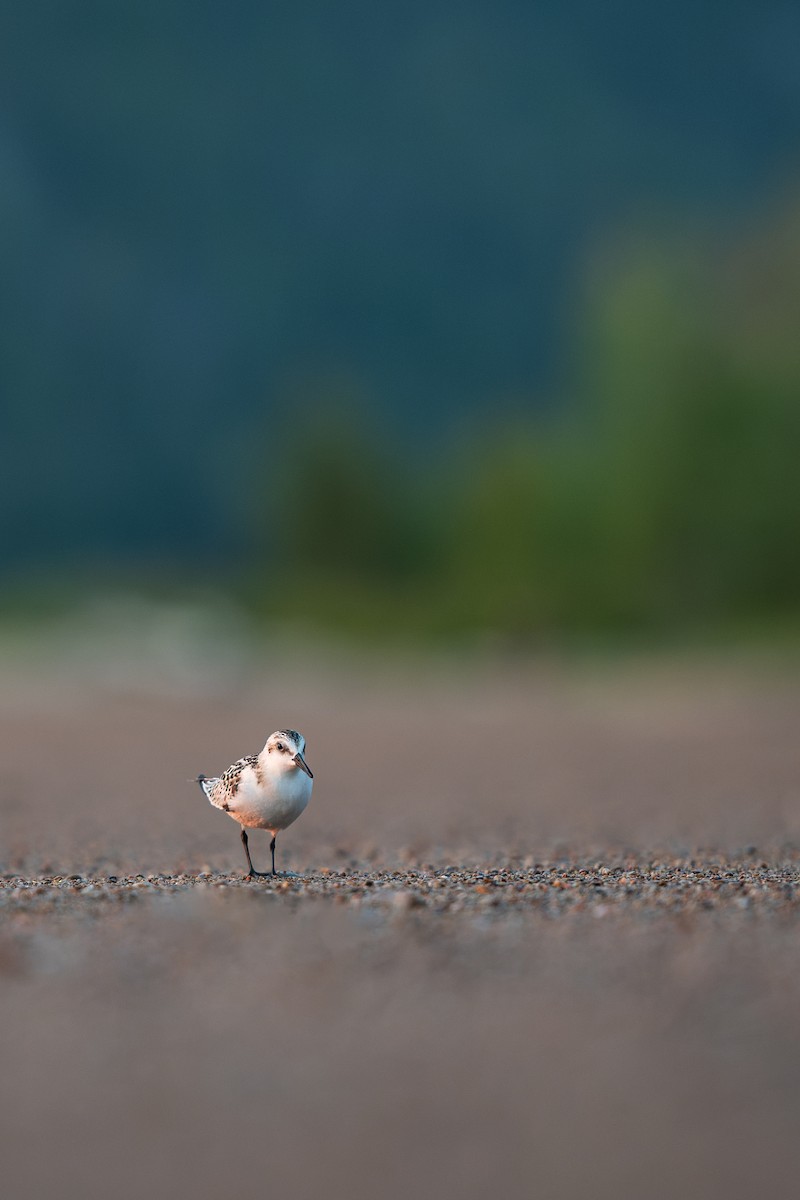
[293,752,313,779]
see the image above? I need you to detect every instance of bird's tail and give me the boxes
[194,773,223,807]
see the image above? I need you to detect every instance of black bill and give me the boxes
[293,752,313,779]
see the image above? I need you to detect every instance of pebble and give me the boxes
[0,857,798,921]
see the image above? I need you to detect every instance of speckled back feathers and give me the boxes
[198,753,262,811]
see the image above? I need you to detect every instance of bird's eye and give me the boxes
[276,742,284,752]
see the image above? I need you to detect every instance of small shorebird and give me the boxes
[196,729,313,878]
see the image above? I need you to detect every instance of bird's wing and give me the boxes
[197,755,258,812]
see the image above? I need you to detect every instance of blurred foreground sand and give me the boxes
[1,639,800,1198]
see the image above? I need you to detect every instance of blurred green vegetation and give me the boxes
[249,205,800,643]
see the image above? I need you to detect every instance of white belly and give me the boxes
[229,770,312,833]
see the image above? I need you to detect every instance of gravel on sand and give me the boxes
[1,653,799,1200]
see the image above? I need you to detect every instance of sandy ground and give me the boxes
[1,639,800,1199]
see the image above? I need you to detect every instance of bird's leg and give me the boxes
[241,827,256,877]
[240,827,270,880]
[267,837,298,878]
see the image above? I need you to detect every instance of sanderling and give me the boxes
[196,729,313,878]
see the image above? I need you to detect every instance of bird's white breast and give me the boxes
[228,763,312,832]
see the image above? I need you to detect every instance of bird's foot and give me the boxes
[242,869,300,881]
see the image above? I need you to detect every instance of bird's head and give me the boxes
[264,729,313,778]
